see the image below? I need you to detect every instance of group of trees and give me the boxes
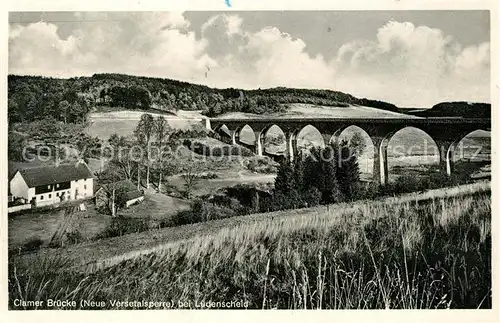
[104,114,176,191]
[103,113,209,204]
[169,140,362,227]
[101,86,152,110]
[8,75,91,124]
[271,141,361,211]
[204,93,286,117]
[9,73,407,124]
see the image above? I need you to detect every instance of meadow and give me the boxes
[9,182,490,309]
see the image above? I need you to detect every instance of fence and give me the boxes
[8,204,32,213]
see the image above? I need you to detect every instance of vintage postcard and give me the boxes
[2,0,498,322]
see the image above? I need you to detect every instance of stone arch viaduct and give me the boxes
[206,117,490,186]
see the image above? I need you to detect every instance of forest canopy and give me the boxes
[8,73,405,123]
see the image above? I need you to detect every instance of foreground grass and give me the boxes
[9,184,491,309]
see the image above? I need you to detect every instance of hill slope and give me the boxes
[10,182,491,309]
[407,101,491,118]
[8,74,490,125]
[8,73,404,123]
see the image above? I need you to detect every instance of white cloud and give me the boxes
[9,15,490,107]
[201,14,243,37]
[332,21,490,107]
[9,22,79,76]
[199,16,334,89]
[9,12,212,80]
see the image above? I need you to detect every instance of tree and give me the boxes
[8,131,26,162]
[349,131,366,157]
[95,168,129,216]
[181,163,202,199]
[58,100,70,124]
[154,116,171,192]
[108,134,133,180]
[68,101,87,124]
[274,158,296,191]
[134,114,155,189]
[336,141,361,201]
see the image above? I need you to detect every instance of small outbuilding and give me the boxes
[94,180,144,211]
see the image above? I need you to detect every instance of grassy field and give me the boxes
[87,110,203,140]
[9,182,490,309]
[8,191,191,252]
[8,202,111,251]
[217,103,421,119]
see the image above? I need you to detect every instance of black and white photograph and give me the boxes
[4,3,495,314]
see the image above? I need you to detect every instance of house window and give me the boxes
[40,195,44,200]
[56,184,60,188]
[48,194,52,198]
[47,185,50,189]
[56,192,59,197]
[84,185,87,190]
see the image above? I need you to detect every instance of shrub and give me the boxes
[301,187,322,207]
[22,237,44,252]
[198,172,219,179]
[170,199,237,226]
[245,157,278,174]
[96,216,150,239]
[65,230,84,245]
[391,174,432,194]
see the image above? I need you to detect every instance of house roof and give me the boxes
[16,162,94,188]
[125,190,144,201]
[96,179,144,202]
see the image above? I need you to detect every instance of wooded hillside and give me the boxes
[8,73,403,123]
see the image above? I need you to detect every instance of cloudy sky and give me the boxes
[9,11,490,108]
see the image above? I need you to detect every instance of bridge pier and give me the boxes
[203,118,212,131]
[372,137,390,186]
[254,131,264,156]
[230,129,239,146]
[285,131,298,162]
[436,139,457,176]
[322,133,333,146]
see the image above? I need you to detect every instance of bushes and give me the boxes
[96,216,151,239]
[245,157,278,174]
[66,230,84,245]
[198,172,219,179]
[21,237,44,253]
[170,199,238,226]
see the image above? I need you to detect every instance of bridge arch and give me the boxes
[259,124,287,157]
[334,125,375,179]
[212,123,232,144]
[384,126,440,183]
[236,124,258,149]
[453,129,491,162]
[295,124,325,150]
[451,129,491,180]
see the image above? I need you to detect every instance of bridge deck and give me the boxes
[210,117,491,124]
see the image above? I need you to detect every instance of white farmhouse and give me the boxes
[10,161,94,207]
